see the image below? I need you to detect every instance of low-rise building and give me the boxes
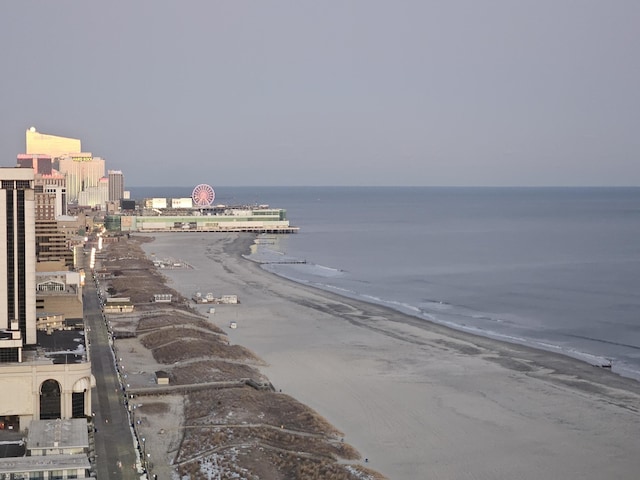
[152,293,172,303]
[105,207,299,234]
[0,419,92,478]
[36,269,84,323]
[104,297,134,314]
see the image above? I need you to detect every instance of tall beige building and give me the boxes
[25,127,81,158]
[24,127,106,206]
[56,155,105,205]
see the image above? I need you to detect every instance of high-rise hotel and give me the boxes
[25,127,81,158]
[23,127,110,207]
[0,168,36,349]
[0,131,97,478]
[0,167,92,430]
[108,169,125,203]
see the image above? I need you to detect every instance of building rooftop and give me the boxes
[0,434,25,458]
[26,419,89,451]
[18,330,88,365]
[0,454,90,474]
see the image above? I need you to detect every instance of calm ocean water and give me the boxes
[130,186,640,380]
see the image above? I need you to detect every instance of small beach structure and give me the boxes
[103,297,134,313]
[155,371,170,385]
[192,292,239,304]
[219,295,238,304]
[152,293,172,303]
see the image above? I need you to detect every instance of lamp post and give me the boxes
[141,437,146,473]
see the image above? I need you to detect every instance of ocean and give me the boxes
[129,186,640,380]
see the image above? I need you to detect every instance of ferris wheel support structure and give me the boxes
[192,184,216,207]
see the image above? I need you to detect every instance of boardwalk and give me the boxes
[84,269,141,479]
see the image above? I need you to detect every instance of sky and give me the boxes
[1,1,639,187]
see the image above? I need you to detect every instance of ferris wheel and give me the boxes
[192,184,216,207]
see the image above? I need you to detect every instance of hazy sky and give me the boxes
[1,1,639,187]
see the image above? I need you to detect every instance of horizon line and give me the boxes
[126,185,640,189]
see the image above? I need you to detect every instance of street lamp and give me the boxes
[141,437,147,472]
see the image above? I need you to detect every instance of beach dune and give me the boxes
[142,232,640,480]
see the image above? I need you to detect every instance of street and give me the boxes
[83,253,141,480]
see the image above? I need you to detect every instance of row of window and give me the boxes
[1,180,33,190]
[0,468,85,479]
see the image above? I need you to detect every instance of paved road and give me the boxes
[84,261,140,480]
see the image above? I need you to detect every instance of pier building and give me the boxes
[105,206,299,233]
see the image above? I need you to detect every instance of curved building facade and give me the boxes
[25,128,81,158]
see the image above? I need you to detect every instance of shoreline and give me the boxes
[249,242,635,381]
[236,234,640,393]
[142,232,640,480]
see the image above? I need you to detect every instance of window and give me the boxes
[0,348,19,363]
[72,392,85,418]
[40,380,61,420]
[37,282,65,292]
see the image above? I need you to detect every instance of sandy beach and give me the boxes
[137,232,640,480]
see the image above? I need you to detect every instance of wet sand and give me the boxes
[141,232,640,480]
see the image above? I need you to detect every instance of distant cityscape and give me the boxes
[1,128,96,478]
[0,126,298,478]
[17,127,298,234]
[19,126,126,212]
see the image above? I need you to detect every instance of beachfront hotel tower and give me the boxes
[0,168,37,349]
[57,155,105,205]
[23,127,106,206]
[0,167,93,431]
[108,170,124,203]
[25,127,81,158]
